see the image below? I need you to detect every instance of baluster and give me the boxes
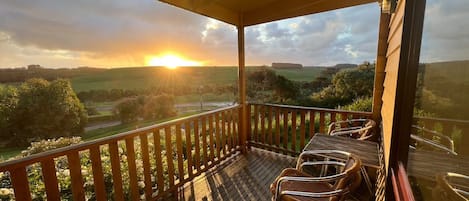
[90,146,107,201]
[215,113,221,160]
[260,105,266,144]
[109,142,125,200]
[10,167,32,201]
[247,104,252,145]
[300,111,306,149]
[139,134,153,199]
[319,112,326,133]
[41,159,60,201]
[208,115,215,163]
[283,109,289,154]
[125,138,140,201]
[68,152,85,201]
[253,105,258,143]
[221,111,227,157]
[309,111,316,140]
[227,110,233,153]
[291,110,297,152]
[268,106,273,146]
[175,124,184,182]
[152,130,165,194]
[164,127,175,187]
[193,119,201,173]
[185,121,194,179]
[201,117,208,168]
[275,107,281,147]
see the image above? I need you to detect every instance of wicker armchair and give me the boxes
[270,150,362,201]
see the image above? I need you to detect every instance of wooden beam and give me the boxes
[237,14,248,153]
[243,0,375,26]
[372,13,391,121]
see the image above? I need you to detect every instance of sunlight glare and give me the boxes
[145,54,202,69]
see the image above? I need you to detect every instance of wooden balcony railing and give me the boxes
[247,103,373,155]
[0,105,241,200]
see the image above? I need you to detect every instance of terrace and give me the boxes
[1,0,468,201]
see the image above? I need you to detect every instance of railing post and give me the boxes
[237,17,248,154]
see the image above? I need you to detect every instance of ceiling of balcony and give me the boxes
[158,0,376,27]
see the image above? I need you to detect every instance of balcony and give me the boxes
[0,103,375,200]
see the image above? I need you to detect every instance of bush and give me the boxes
[341,96,373,112]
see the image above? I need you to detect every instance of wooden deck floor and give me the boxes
[178,148,296,201]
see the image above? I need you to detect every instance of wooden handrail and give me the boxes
[249,103,372,116]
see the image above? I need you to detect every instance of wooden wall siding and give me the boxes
[248,103,372,155]
[0,105,241,201]
[381,0,405,172]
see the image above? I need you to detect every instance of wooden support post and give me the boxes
[237,15,248,154]
[372,13,391,122]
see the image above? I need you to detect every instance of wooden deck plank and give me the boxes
[178,148,296,201]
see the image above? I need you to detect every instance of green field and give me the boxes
[70,66,325,92]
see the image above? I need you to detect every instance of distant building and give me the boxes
[27,64,42,70]
[271,62,303,69]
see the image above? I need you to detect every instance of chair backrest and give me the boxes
[410,125,456,155]
[329,119,377,141]
[433,172,469,201]
[331,154,362,201]
[358,119,377,140]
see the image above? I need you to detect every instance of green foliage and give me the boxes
[310,62,375,108]
[113,94,177,123]
[0,86,18,139]
[1,79,87,146]
[247,68,302,104]
[341,96,373,112]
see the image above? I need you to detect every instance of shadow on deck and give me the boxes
[179,148,296,201]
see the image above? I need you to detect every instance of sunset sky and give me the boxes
[0,0,467,68]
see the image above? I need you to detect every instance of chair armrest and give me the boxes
[410,134,457,155]
[298,161,346,172]
[298,150,350,164]
[274,175,348,200]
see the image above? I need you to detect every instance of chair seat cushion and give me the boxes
[270,168,335,201]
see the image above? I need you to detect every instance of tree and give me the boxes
[9,79,87,146]
[0,86,18,139]
[113,97,141,123]
[310,62,375,108]
[273,75,299,103]
[114,94,177,123]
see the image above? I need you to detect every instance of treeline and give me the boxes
[77,84,236,103]
[0,66,105,83]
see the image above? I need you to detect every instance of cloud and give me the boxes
[420,0,469,62]
[3,0,466,68]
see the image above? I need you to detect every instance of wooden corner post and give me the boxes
[237,16,248,154]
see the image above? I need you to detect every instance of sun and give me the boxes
[145,54,202,69]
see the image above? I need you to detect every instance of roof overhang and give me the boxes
[158,0,377,27]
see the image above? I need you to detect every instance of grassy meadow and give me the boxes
[70,66,325,92]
